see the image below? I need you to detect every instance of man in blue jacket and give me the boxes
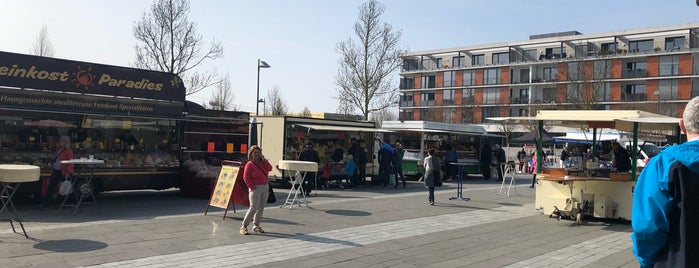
[632,96,699,267]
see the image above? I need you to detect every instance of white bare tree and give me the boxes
[31,25,54,57]
[208,74,238,111]
[265,85,288,116]
[132,0,223,96]
[335,0,403,120]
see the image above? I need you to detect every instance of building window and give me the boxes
[481,107,498,122]
[421,75,436,88]
[482,88,500,104]
[462,70,474,86]
[523,49,537,61]
[659,55,679,76]
[492,52,509,65]
[543,88,557,103]
[599,82,611,101]
[443,71,455,87]
[403,59,419,71]
[600,42,617,55]
[545,47,563,59]
[665,36,685,51]
[452,56,465,68]
[400,77,414,89]
[624,84,647,101]
[484,68,501,85]
[629,39,654,53]
[519,69,530,83]
[658,79,679,99]
[400,93,413,107]
[567,62,581,81]
[443,89,455,105]
[594,60,611,79]
[472,54,484,66]
[399,109,412,121]
[625,61,647,78]
[420,92,435,106]
[543,67,558,81]
[462,88,475,104]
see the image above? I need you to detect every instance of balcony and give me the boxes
[622,69,647,79]
[510,96,529,104]
[621,94,647,101]
[399,101,413,107]
[441,99,455,106]
[420,100,435,106]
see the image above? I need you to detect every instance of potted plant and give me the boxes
[654,47,661,52]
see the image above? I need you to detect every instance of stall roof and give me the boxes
[295,124,393,133]
[381,120,488,135]
[534,110,679,131]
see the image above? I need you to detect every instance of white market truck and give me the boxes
[253,116,387,184]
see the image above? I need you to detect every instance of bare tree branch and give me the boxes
[335,0,402,120]
[208,73,238,110]
[265,85,289,116]
[132,0,223,96]
[31,25,54,57]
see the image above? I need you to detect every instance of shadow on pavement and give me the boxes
[324,209,372,217]
[33,239,108,252]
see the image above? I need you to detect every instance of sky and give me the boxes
[1,0,698,115]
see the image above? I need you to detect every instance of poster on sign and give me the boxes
[205,161,244,219]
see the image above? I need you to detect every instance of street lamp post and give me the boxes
[256,59,271,116]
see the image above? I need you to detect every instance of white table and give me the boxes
[498,161,518,196]
[0,164,40,238]
[278,160,318,210]
[57,159,104,216]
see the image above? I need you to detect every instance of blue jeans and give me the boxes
[428,186,435,202]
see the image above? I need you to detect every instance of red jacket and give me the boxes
[55,148,74,176]
[243,159,271,190]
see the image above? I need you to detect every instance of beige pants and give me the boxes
[242,183,269,228]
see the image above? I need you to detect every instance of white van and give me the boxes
[620,140,661,168]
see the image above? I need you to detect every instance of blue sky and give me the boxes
[1,0,697,114]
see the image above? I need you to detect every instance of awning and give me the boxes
[295,124,392,133]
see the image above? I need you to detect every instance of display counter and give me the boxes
[535,173,634,220]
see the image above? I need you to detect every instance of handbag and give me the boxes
[59,179,73,196]
[266,183,276,203]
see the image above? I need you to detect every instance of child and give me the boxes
[345,155,357,190]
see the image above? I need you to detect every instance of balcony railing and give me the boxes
[400,100,413,107]
[622,69,648,79]
[621,94,647,101]
[441,99,454,106]
[510,96,529,104]
[420,100,435,106]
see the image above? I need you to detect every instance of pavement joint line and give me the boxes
[503,232,632,268]
[82,203,539,267]
[1,184,523,234]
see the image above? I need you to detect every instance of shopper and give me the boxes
[493,144,506,180]
[240,145,272,235]
[377,141,394,188]
[632,96,699,267]
[424,148,438,205]
[611,142,631,172]
[297,141,320,194]
[480,141,492,180]
[517,147,527,173]
[348,139,367,187]
[393,142,406,188]
[41,135,74,209]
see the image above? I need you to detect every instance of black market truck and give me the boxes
[0,51,249,199]
[253,116,386,184]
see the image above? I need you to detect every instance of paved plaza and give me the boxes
[0,175,639,267]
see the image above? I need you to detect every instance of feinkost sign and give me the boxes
[0,51,185,102]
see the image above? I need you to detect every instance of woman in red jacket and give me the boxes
[42,135,74,209]
[240,145,272,235]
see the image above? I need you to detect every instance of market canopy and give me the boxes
[534,110,678,130]
[295,124,393,133]
[381,120,488,136]
[511,129,556,144]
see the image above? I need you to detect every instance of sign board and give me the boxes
[208,164,240,209]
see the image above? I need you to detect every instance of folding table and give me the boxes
[278,160,318,210]
[57,159,104,216]
[0,164,40,238]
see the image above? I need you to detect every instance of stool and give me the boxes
[0,164,40,239]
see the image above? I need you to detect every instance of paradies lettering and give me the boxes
[98,74,163,91]
[0,63,164,91]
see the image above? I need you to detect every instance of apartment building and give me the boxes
[398,23,699,123]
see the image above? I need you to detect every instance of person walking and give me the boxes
[393,142,406,188]
[517,147,527,173]
[240,145,272,235]
[41,135,74,209]
[560,146,569,168]
[424,148,438,205]
[632,96,699,267]
[297,141,320,194]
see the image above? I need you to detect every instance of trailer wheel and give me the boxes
[74,180,94,196]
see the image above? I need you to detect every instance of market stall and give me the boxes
[528,110,680,221]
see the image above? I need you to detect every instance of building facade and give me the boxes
[398,23,699,123]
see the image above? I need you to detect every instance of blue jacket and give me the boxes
[632,140,699,267]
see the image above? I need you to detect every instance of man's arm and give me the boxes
[631,155,673,267]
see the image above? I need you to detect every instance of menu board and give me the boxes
[208,165,240,209]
